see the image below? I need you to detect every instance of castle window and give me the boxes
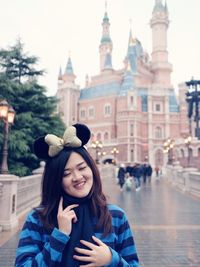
[104,104,111,117]
[88,106,95,118]
[130,96,134,105]
[155,126,162,139]
[130,124,134,136]
[153,101,162,113]
[155,104,160,112]
[80,109,86,119]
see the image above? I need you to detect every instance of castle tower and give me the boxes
[99,6,113,72]
[56,56,80,126]
[150,0,172,86]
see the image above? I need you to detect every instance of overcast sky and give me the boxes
[0,0,199,96]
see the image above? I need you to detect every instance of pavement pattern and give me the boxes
[0,166,200,267]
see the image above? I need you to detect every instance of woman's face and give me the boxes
[62,152,93,198]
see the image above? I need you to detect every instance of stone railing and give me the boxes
[165,163,200,198]
[17,174,42,216]
[0,162,44,231]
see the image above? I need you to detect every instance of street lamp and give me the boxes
[185,79,200,139]
[184,136,192,167]
[163,138,174,165]
[111,147,119,165]
[91,140,103,164]
[0,100,15,174]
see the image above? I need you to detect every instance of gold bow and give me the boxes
[44,126,82,157]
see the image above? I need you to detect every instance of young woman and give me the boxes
[15,123,139,267]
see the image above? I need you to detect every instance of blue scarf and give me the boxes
[61,192,95,267]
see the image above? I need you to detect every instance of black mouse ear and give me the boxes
[73,123,91,146]
[33,136,49,160]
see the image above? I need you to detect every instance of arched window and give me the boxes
[97,133,101,141]
[104,132,109,140]
[180,149,184,158]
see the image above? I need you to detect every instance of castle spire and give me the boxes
[99,2,113,72]
[65,56,74,75]
[150,0,172,86]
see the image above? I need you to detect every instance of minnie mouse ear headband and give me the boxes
[33,123,91,160]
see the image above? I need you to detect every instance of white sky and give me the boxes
[0,0,199,96]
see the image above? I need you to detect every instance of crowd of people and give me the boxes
[117,162,157,192]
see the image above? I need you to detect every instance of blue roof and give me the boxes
[65,57,73,75]
[80,82,120,100]
[120,69,134,95]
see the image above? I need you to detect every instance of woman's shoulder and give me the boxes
[107,204,127,219]
[25,208,43,226]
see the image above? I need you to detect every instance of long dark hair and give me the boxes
[37,147,112,236]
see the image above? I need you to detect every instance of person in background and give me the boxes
[117,163,126,191]
[14,123,139,267]
[155,166,160,178]
[132,163,143,191]
[146,163,153,183]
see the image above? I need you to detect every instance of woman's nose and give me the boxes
[72,170,83,181]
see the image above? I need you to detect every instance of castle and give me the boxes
[56,0,190,168]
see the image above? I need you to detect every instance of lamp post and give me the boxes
[111,147,119,165]
[0,100,15,174]
[163,138,174,165]
[185,79,200,139]
[184,136,192,167]
[91,140,103,164]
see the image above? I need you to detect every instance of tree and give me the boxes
[0,39,43,83]
[0,40,65,176]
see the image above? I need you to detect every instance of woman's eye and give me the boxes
[64,172,70,177]
[79,166,86,171]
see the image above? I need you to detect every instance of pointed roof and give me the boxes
[59,66,62,75]
[65,57,74,75]
[125,30,141,72]
[120,63,134,95]
[153,0,165,12]
[103,11,109,23]
[100,8,112,44]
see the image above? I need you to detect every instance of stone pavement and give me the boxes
[0,166,200,267]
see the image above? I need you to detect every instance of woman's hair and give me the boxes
[37,147,112,236]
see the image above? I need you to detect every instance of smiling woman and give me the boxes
[14,123,139,267]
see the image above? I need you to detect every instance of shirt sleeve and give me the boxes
[14,211,69,267]
[106,210,139,267]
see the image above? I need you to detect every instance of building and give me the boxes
[56,0,191,168]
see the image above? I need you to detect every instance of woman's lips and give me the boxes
[74,181,86,189]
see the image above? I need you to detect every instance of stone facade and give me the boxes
[56,0,191,168]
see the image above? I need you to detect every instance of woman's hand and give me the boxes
[57,197,79,235]
[73,236,112,267]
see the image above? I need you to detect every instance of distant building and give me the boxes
[56,0,190,168]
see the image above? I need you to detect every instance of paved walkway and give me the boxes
[0,166,200,267]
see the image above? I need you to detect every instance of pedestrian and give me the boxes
[155,166,160,178]
[142,163,148,184]
[14,123,139,267]
[117,163,126,191]
[132,163,142,191]
[146,163,153,183]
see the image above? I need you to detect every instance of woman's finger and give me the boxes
[74,247,92,256]
[92,235,104,246]
[63,204,79,212]
[58,197,63,213]
[80,240,96,250]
